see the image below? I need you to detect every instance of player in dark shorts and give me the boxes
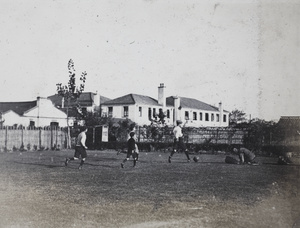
[121,132,138,168]
[65,126,88,169]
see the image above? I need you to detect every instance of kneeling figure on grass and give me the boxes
[225,147,258,165]
[277,152,293,165]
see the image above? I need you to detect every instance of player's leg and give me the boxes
[78,158,85,169]
[121,151,131,168]
[78,147,87,169]
[65,147,80,166]
[136,152,139,161]
[169,139,178,163]
[133,152,138,167]
[179,138,190,162]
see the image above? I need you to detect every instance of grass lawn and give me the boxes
[0,149,299,228]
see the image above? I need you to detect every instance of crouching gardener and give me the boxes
[225,147,258,165]
[65,126,88,169]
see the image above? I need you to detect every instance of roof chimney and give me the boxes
[173,96,181,125]
[61,97,65,108]
[158,83,166,108]
[93,91,100,112]
[219,102,223,126]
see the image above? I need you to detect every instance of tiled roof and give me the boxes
[102,94,159,106]
[48,92,111,108]
[278,116,300,128]
[100,96,111,104]
[166,96,224,112]
[0,101,37,115]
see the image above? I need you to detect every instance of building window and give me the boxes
[223,114,227,122]
[205,113,209,121]
[148,108,152,120]
[108,107,113,117]
[185,111,189,120]
[139,107,142,117]
[153,108,156,118]
[167,109,170,118]
[29,121,35,127]
[200,112,203,121]
[50,122,59,128]
[123,106,129,117]
[211,113,214,121]
[216,114,220,122]
[193,112,197,120]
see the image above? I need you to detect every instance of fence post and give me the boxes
[21,127,24,147]
[93,127,95,149]
[50,127,53,149]
[56,127,58,148]
[138,126,141,143]
[5,126,7,151]
[61,129,64,149]
[39,128,42,149]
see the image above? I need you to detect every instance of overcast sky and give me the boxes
[0,0,299,121]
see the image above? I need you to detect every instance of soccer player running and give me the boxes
[121,132,138,168]
[168,120,191,163]
[65,126,88,169]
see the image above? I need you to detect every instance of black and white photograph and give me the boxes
[0,0,299,227]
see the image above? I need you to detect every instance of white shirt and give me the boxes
[173,126,183,139]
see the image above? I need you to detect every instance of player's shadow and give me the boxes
[12,161,62,168]
[83,162,114,168]
[262,162,300,166]
[92,157,119,162]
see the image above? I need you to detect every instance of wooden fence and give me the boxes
[0,127,67,151]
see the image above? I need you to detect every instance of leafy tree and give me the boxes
[243,118,278,151]
[229,109,248,127]
[83,112,110,127]
[56,59,87,148]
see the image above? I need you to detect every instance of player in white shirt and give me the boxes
[168,120,191,163]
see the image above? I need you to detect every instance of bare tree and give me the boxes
[56,59,87,148]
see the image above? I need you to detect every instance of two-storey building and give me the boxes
[101,83,229,127]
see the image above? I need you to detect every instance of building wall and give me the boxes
[2,111,25,126]
[177,108,229,127]
[102,104,174,126]
[23,98,68,127]
[102,104,229,127]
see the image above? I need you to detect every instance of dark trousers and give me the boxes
[170,137,190,160]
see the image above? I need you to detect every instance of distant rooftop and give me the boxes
[102,94,159,106]
[48,92,111,108]
[0,101,37,115]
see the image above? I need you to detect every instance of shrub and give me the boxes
[19,143,27,152]
[27,143,31,151]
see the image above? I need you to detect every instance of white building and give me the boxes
[101,83,229,127]
[0,97,68,127]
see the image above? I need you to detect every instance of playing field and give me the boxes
[0,150,299,228]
